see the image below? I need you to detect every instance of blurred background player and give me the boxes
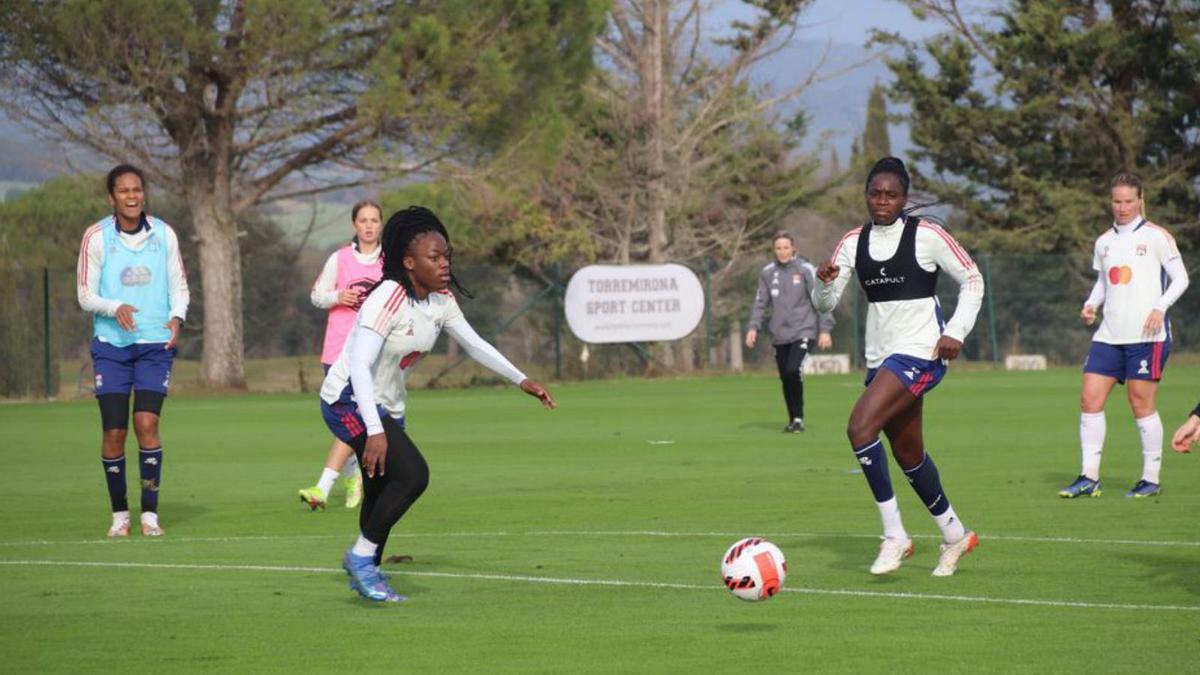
[298,200,384,511]
[320,206,555,602]
[814,157,984,577]
[746,231,835,433]
[77,164,188,538]
[1061,172,1189,499]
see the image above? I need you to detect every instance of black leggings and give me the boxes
[774,339,809,421]
[350,416,430,559]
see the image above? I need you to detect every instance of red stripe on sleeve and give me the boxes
[830,227,862,265]
[919,223,972,269]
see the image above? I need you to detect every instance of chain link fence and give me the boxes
[5,253,1197,399]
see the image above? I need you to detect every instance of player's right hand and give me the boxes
[115,304,138,331]
[745,329,757,349]
[337,289,362,307]
[1080,305,1097,326]
[816,261,839,283]
[363,433,387,477]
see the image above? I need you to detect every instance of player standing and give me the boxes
[77,164,188,538]
[298,201,383,511]
[746,231,835,433]
[320,206,555,602]
[1060,172,1189,498]
[814,157,985,577]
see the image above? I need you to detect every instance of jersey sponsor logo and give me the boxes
[347,278,375,310]
[120,265,153,286]
[1107,265,1133,285]
[399,351,425,370]
[863,265,905,287]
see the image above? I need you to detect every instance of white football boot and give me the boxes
[869,537,914,575]
[932,531,978,577]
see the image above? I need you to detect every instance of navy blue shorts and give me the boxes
[865,354,947,398]
[320,398,404,445]
[91,338,176,396]
[1083,341,1170,383]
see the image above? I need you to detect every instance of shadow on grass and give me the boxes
[714,623,778,633]
[1117,551,1200,599]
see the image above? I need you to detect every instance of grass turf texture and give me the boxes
[2,367,1198,672]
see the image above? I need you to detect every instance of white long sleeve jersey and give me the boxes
[319,280,527,435]
[813,217,985,368]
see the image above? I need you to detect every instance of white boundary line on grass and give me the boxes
[2,530,1198,548]
[1,559,1197,613]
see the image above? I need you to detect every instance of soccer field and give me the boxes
[2,368,1198,672]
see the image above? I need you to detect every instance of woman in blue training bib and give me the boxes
[814,157,985,578]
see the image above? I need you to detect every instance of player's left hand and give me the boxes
[164,318,182,350]
[933,335,963,361]
[520,379,556,409]
[1142,309,1165,338]
[817,332,832,350]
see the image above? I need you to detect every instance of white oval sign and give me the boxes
[564,264,705,343]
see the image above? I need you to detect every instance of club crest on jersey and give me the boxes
[1138,360,1149,375]
[792,274,802,284]
[1136,244,1147,256]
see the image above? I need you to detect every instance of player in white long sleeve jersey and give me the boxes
[78,165,189,538]
[1061,172,1189,499]
[814,157,984,578]
[297,201,383,512]
[320,206,556,602]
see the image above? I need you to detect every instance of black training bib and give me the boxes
[855,216,939,302]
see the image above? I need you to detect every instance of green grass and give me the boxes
[2,368,1198,672]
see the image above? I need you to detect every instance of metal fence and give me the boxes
[5,253,1197,399]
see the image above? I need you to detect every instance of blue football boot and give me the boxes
[1124,479,1161,498]
[1058,474,1101,498]
[343,549,406,603]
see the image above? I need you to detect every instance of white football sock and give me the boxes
[316,468,339,495]
[1080,411,1106,480]
[351,534,378,558]
[111,510,130,524]
[876,497,908,542]
[1136,412,1163,484]
[934,505,966,543]
[342,454,359,477]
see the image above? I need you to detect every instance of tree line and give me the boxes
[1,0,1196,390]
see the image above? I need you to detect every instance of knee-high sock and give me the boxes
[855,439,906,540]
[101,456,128,513]
[1080,412,1105,480]
[138,448,162,513]
[903,452,965,543]
[1135,412,1163,484]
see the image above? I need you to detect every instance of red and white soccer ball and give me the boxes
[721,537,787,601]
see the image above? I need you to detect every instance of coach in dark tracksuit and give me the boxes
[746,232,835,433]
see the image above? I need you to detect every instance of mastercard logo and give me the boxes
[1108,265,1133,284]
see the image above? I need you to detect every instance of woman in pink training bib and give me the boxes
[1060,172,1189,499]
[298,201,384,510]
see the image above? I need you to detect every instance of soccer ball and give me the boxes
[721,537,787,601]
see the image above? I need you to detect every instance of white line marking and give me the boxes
[1,530,1197,548]
[0,559,1195,612]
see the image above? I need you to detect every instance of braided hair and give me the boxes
[865,156,910,195]
[367,206,473,300]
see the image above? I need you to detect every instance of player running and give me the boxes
[1060,172,1188,499]
[320,206,555,602]
[814,157,985,577]
[297,200,383,511]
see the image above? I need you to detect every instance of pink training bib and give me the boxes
[320,245,383,365]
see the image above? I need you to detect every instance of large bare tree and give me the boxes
[0,0,603,386]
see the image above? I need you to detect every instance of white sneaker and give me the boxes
[140,512,164,537]
[107,513,130,538]
[870,537,914,575]
[932,530,978,577]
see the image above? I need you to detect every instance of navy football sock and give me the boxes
[853,438,894,502]
[101,456,128,512]
[139,447,163,513]
[903,452,950,516]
